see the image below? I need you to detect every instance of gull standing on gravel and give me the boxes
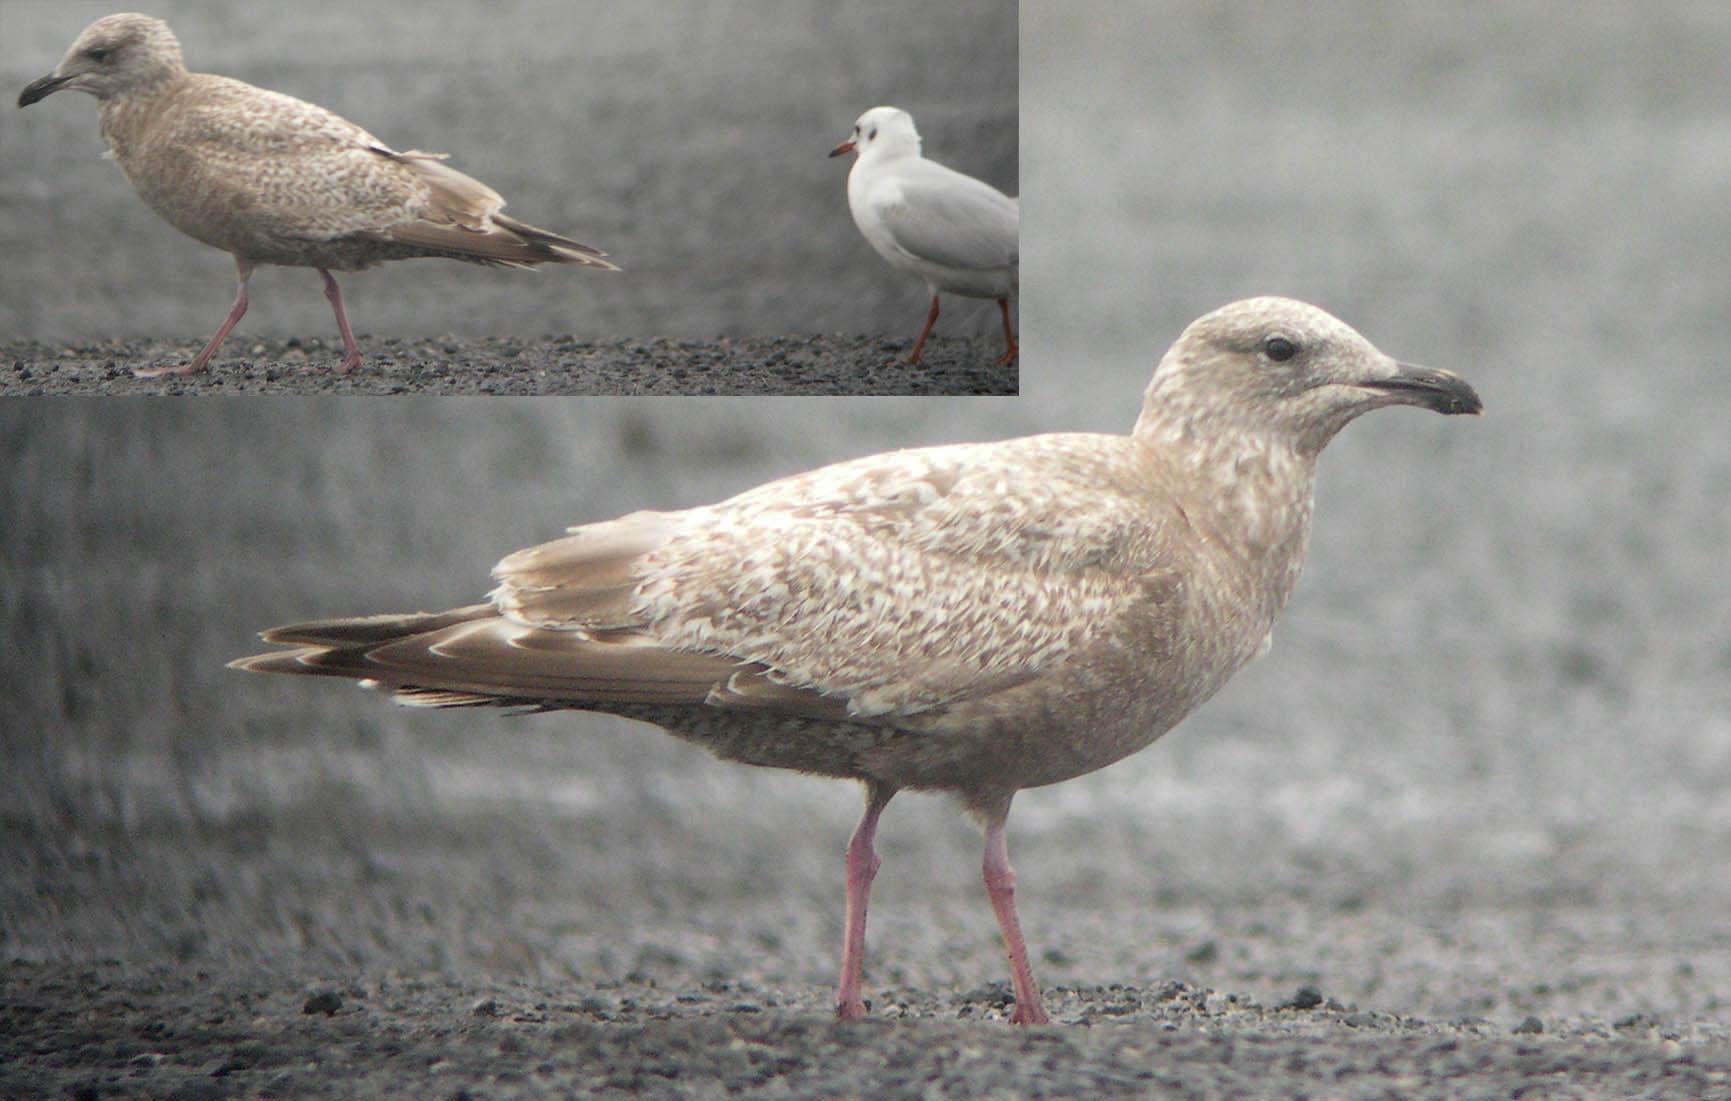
[234,298,1481,1025]
[830,106,1018,366]
[17,13,618,379]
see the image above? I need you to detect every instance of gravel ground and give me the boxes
[5,966,1725,1099]
[5,1,1731,1098]
[0,336,1015,396]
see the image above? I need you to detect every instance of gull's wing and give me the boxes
[147,76,612,267]
[152,77,418,238]
[236,434,1175,723]
[496,434,1166,718]
[867,160,1018,274]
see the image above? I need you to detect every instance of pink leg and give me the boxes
[319,268,364,374]
[906,295,941,365]
[135,258,253,378]
[835,783,895,1021]
[982,815,1050,1025]
[995,298,1018,365]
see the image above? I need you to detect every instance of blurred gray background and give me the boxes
[4,0,1731,1062]
[0,0,1017,344]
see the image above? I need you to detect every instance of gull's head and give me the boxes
[829,106,922,162]
[1137,297,1482,456]
[18,13,185,107]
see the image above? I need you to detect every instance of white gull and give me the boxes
[831,106,1018,366]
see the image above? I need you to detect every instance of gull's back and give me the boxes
[847,145,1018,299]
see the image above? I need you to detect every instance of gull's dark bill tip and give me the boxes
[18,73,70,108]
[1371,364,1484,416]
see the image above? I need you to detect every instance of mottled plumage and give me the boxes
[18,13,616,377]
[234,298,1483,1024]
[831,106,1018,365]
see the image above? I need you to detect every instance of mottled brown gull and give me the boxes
[830,107,1018,365]
[18,13,617,379]
[233,297,1482,1024]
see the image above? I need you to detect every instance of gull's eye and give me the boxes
[84,46,112,62]
[1262,335,1298,362]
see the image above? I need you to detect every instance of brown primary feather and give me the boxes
[257,605,495,648]
[371,151,618,269]
[492,215,616,265]
[492,511,680,626]
[239,618,747,705]
[389,151,504,229]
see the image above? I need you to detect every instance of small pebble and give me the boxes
[1285,986,1324,1010]
[302,989,342,1016]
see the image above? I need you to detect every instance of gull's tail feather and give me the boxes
[231,607,750,710]
[368,148,619,270]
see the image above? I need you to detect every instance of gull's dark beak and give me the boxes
[18,72,73,108]
[828,139,856,159]
[1361,363,1483,416]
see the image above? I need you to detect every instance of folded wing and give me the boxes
[871,164,1018,274]
[236,436,1160,724]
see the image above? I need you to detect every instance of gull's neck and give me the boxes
[98,70,192,153]
[1132,395,1320,625]
[859,139,922,168]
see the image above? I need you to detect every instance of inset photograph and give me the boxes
[0,0,1016,395]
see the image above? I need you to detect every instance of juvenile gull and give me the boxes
[830,106,1018,365]
[17,13,618,378]
[233,298,1481,1024]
